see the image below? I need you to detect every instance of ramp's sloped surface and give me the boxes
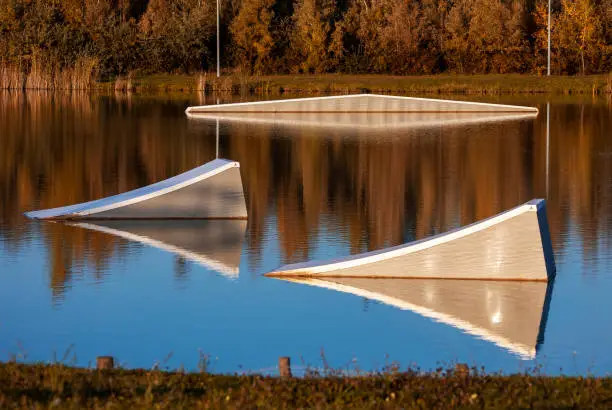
[25,159,247,220]
[267,199,555,281]
[277,277,552,359]
[69,220,247,277]
[186,94,538,115]
[186,111,538,130]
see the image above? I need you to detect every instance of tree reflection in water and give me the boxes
[1,92,611,301]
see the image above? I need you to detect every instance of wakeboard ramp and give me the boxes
[185,94,538,115]
[25,158,247,220]
[272,277,553,359]
[266,199,556,281]
[186,94,538,130]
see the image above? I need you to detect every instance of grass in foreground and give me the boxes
[1,362,611,409]
[106,73,612,95]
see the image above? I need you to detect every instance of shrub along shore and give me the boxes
[1,362,611,409]
[108,73,612,95]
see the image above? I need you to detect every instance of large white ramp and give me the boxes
[272,277,553,359]
[267,199,556,281]
[25,159,247,220]
[185,94,538,115]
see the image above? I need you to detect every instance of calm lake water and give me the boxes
[1,92,611,375]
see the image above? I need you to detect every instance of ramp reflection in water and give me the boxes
[272,277,554,360]
[186,95,538,136]
[68,220,247,278]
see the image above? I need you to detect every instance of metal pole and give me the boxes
[547,0,551,76]
[217,0,220,78]
[216,118,220,159]
[546,103,550,198]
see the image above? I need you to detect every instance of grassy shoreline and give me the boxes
[104,73,612,95]
[1,362,611,408]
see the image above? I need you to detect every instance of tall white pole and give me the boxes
[216,118,220,159]
[547,0,551,76]
[217,0,220,78]
[546,103,550,198]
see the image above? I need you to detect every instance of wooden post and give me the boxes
[455,363,469,377]
[279,356,292,378]
[96,356,114,370]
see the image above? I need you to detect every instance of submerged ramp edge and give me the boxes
[267,199,556,281]
[186,94,538,115]
[25,158,248,220]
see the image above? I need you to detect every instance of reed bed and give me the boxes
[0,63,26,89]
[0,56,98,90]
[114,73,134,92]
[193,72,248,94]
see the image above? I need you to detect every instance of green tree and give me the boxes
[230,0,275,73]
[139,0,215,73]
[467,0,529,73]
[444,0,471,72]
[603,0,612,71]
[418,0,449,73]
[445,0,530,73]
[379,0,430,73]
[290,0,333,73]
[556,0,603,74]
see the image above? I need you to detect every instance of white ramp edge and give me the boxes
[25,158,247,220]
[266,199,556,281]
[185,94,538,115]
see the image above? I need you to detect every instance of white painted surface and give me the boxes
[186,94,538,115]
[268,199,555,281]
[25,158,246,220]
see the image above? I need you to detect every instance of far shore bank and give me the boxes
[1,361,610,409]
[0,73,612,96]
[3,73,612,96]
[104,73,612,95]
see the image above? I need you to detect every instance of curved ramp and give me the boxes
[185,94,538,115]
[25,159,247,220]
[68,220,246,278]
[267,199,556,281]
[272,277,553,359]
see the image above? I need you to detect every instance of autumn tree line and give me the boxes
[0,0,611,85]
